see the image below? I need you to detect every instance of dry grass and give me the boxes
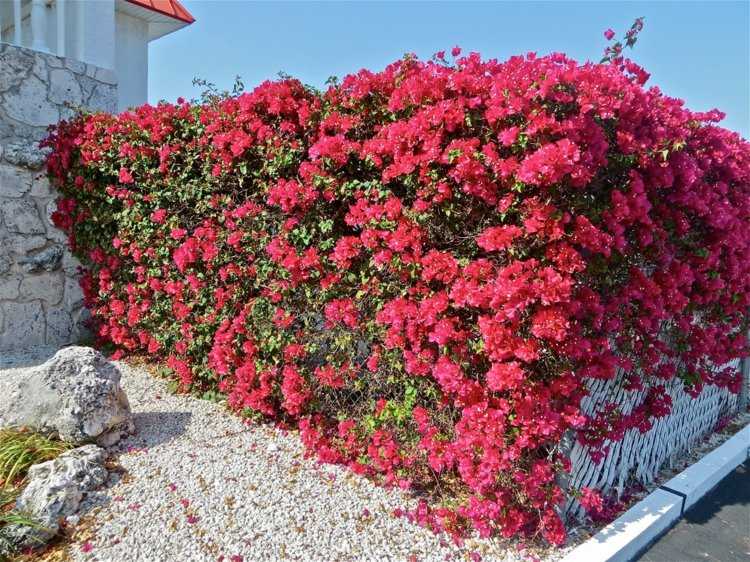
[0,429,69,491]
[0,429,70,561]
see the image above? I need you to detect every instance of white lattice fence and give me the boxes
[564,359,743,519]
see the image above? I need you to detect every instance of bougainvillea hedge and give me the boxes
[43,49,750,544]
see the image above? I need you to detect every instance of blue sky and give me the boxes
[149,1,749,138]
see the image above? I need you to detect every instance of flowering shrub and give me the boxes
[43,44,750,545]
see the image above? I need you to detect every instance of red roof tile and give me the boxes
[124,0,195,24]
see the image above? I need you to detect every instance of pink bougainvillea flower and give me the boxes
[118,167,134,184]
[476,225,523,252]
[151,208,167,223]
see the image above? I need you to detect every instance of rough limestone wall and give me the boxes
[0,43,117,350]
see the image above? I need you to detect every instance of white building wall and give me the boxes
[114,10,148,111]
[76,0,115,69]
[5,0,115,69]
[1,0,189,112]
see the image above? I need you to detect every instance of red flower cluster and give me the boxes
[43,47,750,546]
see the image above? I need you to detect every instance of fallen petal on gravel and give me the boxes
[1,349,566,561]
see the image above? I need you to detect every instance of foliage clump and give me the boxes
[42,44,750,544]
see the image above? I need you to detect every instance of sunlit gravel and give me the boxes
[0,347,562,562]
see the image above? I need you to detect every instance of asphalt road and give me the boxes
[636,459,750,562]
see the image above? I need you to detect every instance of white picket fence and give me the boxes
[565,358,746,519]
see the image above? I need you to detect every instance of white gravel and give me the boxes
[0,347,554,562]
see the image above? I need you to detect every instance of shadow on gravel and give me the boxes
[77,411,193,514]
[122,410,193,450]
[0,345,62,369]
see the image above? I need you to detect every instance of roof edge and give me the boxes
[123,0,195,25]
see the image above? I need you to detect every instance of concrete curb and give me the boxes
[560,423,750,562]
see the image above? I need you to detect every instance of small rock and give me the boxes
[0,346,134,445]
[2,142,49,170]
[7,445,108,547]
[18,245,64,273]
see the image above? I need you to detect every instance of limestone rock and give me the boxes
[5,234,47,255]
[19,272,63,305]
[63,58,86,75]
[0,46,35,93]
[0,301,45,350]
[6,445,108,547]
[94,67,117,86]
[30,52,49,82]
[2,142,49,170]
[18,245,63,273]
[3,74,59,127]
[1,199,45,234]
[0,251,11,275]
[0,275,21,300]
[71,307,92,341]
[87,83,118,113]
[48,69,83,106]
[46,307,74,345]
[0,164,31,197]
[64,277,84,309]
[0,346,134,445]
[30,173,51,197]
[61,252,82,276]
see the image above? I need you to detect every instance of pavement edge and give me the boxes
[560,423,750,562]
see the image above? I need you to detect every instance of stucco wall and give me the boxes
[0,43,117,350]
[115,10,149,111]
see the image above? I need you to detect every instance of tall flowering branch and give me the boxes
[602,17,645,63]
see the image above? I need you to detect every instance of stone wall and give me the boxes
[0,43,117,350]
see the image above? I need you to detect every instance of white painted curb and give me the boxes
[660,424,750,512]
[561,423,750,562]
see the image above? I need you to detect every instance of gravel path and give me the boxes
[0,347,556,562]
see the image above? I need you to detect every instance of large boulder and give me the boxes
[4,445,108,547]
[0,346,134,446]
